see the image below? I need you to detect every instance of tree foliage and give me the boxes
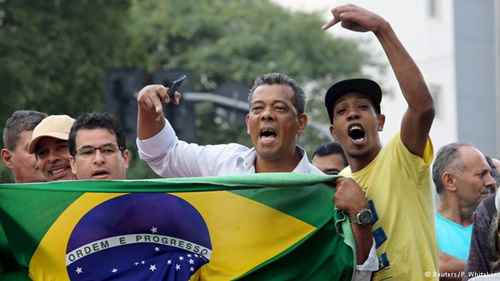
[128,0,367,90]
[0,0,132,181]
[0,0,131,121]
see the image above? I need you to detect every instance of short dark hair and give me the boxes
[249,73,305,114]
[312,142,348,167]
[68,112,126,156]
[432,143,468,194]
[2,110,47,150]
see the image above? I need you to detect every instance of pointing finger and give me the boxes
[322,17,339,30]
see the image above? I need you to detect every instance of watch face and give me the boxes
[358,209,372,224]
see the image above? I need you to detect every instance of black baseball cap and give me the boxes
[324,78,382,123]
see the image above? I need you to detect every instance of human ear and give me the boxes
[442,172,457,192]
[1,149,13,169]
[245,114,250,135]
[329,124,339,141]
[377,114,386,131]
[296,114,308,135]
[70,156,78,175]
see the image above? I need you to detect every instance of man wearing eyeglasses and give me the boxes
[68,112,129,180]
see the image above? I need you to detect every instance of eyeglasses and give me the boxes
[76,144,119,158]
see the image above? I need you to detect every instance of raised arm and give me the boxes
[136,84,181,140]
[323,4,434,157]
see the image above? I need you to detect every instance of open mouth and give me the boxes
[259,127,277,145]
[347,124,366,145]
[92,170,110,178]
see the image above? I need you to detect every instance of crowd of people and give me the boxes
[1,4,499,281]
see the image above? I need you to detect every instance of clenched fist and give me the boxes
[334,177,368,217]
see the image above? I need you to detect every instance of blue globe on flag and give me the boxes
[65,193,212,281]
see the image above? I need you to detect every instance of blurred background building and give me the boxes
[273,0,500,156]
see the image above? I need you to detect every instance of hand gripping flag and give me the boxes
[0,173,355,281]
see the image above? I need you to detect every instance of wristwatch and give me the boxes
[351,208,373,225]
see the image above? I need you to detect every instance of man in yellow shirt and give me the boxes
[323,4,438,281]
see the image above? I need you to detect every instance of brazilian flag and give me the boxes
[0,173,355,281]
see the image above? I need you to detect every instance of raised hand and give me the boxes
[322,4,387,34]
[136,84,182,140]
[137,84,182,120]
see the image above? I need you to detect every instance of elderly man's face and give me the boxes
[1,130,45,183]
[70,128,129,180]
[452,147,496,209]
[245,84,307,162]
[35,137,74,181]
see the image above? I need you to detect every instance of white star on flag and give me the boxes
[111,268,118,273]
[155,247,160,252]
[149,264,157,272]
[190,267,195,272]
[150,226,158,233]
[189,259,194,264]
[167,259,172,264]
[187,254,192,257]
[141,260,145,264]
[134,262,139,266]
[176,264,181,271]
[179,256,184,261]
[75,267,83,274]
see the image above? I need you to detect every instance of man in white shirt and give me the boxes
[136,72,377,279]
[137,73,318,176]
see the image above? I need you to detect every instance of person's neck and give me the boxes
[438,195,474,226]
[347,145,382,172]
[255,149,301,173]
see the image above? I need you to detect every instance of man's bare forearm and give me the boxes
[375,22,434,114]
[351,224,373,264]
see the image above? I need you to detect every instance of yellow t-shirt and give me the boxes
[340,132,438,281]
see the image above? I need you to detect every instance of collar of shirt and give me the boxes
[237,146,321,174]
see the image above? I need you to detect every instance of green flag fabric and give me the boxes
[0,173,355,281]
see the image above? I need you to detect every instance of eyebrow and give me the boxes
[250,101,265,106]
[78,143,115,149]
[272,100,289,106]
